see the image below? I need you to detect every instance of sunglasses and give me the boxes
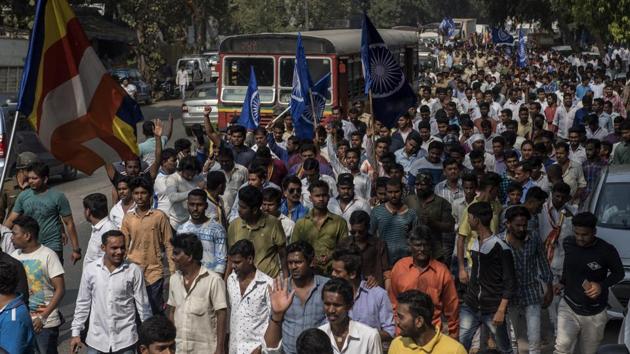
[287,188,300,194]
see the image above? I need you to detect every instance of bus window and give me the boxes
[278,57,332,104]
[222,56,275,103]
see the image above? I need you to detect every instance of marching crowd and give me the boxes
[1,41,630,354]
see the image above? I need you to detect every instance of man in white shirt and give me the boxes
[226,239,273,354]
[70,230,152,354]
[153,149,178,216]
[261,188,295,242]
[217,148,248,213]
[165,156,204,230]
[502,88,523,118]
[176,65,189,100]
[109,176,135,229]
[10,215,65,354]
[301,158,338,210]
[327,174,371,230]
[553,96,578,140]
[568,128,587,164]
[121,78,137,100]
[82,193,117,269]
[585,114,609,141]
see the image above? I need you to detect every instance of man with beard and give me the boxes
[499,206,553,354]
[292,180,347,275]
[327,130,371,200]
[70,230,151,354]
[405,173,455,264]
[328,174,371,228]
[370,179,418,266]
[389,290,466,353]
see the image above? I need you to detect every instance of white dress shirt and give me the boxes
[328,197,371,230]
[71,259,151,352]
[227,270,273,354]
[83,217,117,269]
[109,200,134,229]
[301,175,338,210]
[318,320,382,354]
[277,214,295,243]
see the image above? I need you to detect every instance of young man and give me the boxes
[227,186,287,279]
[216,147,249,213]
[405,172,455,263]
[138,117,173,167]
[280,176,309,222]
[70,230,152,354]
[121,177,175,314]
[179,189,227,276]
[408,141,445,186]
[82,193,117,269]
[389,290,466,354]
[434,158,464,205]
[264,241,329,354]
[583,139,607,197]
[109,176,135,229]
[0,258,34,354]
[567,127,587,164]
[394,135,423,174]
[4,162,81,264]
[554,212,624,354]
[370,178,418,266]
[452,173,478,230]
[389,225,459,338]
[327,173,371,228]
[165,156,204,230]
[138,315,176,354]
[292,180,347,275]
[338,210,391,289]
[10,215,65,354]
[326,134,372,200]
[300,158,338,210]
[205,170,228,230]
[262,188,295,241]
[458,202,515,353]
[554,142,587,204]
[167,233,227,353]
[612,119,630,165]
[499,206,553,354]
[331,247,395,342]
[226,240,273,354]
[154,148,178,216]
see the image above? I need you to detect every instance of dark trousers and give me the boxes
[146,278,164,315]
[35,326,59,354]
[598,345,630,354]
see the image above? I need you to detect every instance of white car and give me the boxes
[182,83,218,136]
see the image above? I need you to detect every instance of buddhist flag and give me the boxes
[17,0,143,175]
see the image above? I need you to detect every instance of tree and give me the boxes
[552,0,630,44]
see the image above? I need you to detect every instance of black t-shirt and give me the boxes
[0,252,29,305]
[561,236,624,316]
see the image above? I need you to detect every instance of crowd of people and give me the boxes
[1,41,630,354]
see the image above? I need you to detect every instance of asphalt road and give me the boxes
[48,99,623,353]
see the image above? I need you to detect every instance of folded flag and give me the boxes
[361,13,417,129]
[236,66,260,130]
[17,0,143,175]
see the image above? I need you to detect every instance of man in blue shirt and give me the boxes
[573,95,593,128]
[0,258,35,354]
[575,77,592,100]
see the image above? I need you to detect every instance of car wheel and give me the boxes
[61,165,78,181]
[184,126,193,136]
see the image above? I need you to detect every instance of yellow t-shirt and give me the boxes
[457,197,503,264]
[388,327,467,354]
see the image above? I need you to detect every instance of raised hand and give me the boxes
[268,277,294,317]
[153,118,163,137]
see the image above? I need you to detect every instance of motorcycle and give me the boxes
[152,77,178,101]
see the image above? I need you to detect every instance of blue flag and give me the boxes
[491,26,514,45]
[237,66,260,130]
[360,14,417,129]
[517,28,528,68]
[302,73,331,125]
[439,17,455,38]
[290,33,313,139]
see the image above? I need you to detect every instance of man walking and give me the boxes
[82,193,117,269]
[0,258,35,354]
[70,230,152,354]
[554,212,624,354]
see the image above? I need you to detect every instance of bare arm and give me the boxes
[166,114,174,141]
[148,119,163,180]
[3,211,20,228]
[204,110,221,148]
[41,275,65,320]
[105,163,116,181]
[214,309,228,354]
[61,215,81,264]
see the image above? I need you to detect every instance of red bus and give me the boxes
[216,29,419,129]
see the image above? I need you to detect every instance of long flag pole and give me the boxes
[0,111,21,196]
[308,88,317,127]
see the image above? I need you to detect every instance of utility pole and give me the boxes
[304,0,309,31]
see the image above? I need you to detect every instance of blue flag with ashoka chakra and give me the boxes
[360,14,417,129]
[517,28,528,68]
[237,66,260,130]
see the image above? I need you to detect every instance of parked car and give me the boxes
[0,106,77,181]
[182,83,218,136]
[109,67,153,105]
[587,165,630,320]
[202,52,219,79]
[176,56,213,86]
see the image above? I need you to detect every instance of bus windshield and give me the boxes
[222,57,275,103]
[278,57,331,103]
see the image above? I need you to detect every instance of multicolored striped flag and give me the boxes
[17,0,143,175]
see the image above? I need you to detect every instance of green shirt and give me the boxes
[12,188,72,252]
[227,213,286,278]
[612,142,630,165]
[291,210,348,275]
[405,193,454,260]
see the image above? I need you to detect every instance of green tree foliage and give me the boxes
[553,0,630,44]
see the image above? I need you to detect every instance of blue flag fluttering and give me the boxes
[517,28,528,68]
[491,26,514,45]
[291,33,316,139]
[302,73,330,125]
[237,66,260,130]
[439,17,456,38]
[360,14,417,129]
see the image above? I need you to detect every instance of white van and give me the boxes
[176,56,212,86]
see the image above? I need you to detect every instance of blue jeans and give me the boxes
[459,304,513,353]
[87,344,136,354]
[35,326,59,354]
[508,303,541,354]
[146,278,164,315]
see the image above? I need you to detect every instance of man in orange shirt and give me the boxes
[388,224,459,338]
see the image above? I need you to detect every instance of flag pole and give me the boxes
[368,89,377,164]
[265,106,291,129]
[308,89,317,127]
[0,110,21,196]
